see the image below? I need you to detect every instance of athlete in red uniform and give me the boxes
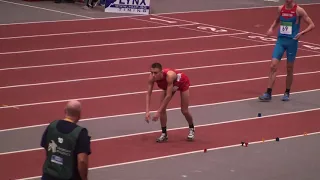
[145,62,195,142]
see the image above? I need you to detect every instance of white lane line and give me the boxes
[156,2,320,15]
[0,2,318,26]
[153,14,320,47]
[0,43,273,71]
[129,15,320,54]
[2,106,320,156]
[130,16,248,34]
[0,32,248,55]
[88,131,320,171]
[0,70,319,109]
[0,23,198,40]
[18,130,320,180]
[1,88,319,133]
[13,120,320,180]
[1,53,320,89]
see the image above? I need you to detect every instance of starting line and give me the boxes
[132,15,320,51]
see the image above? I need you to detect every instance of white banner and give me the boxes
[104,0,151,15]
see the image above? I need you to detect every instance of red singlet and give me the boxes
[156,68,190,92]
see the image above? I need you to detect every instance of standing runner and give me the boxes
[259,0,315,101]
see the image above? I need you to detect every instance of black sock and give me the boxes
[162,126,167,134]
[189,124,194,129]
[267,88,272,95]
[285,89,290,94]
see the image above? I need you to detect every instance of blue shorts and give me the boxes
[272,36,298,62]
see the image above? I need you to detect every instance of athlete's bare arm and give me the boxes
[267,6,282,35]
[296,6,315,37]
[145,75,155,121]
[157,71,176,113]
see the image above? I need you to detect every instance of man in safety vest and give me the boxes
[41,100,91,180]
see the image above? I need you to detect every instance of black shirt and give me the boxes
[41,120,91,180]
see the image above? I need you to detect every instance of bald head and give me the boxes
[65,100,82,122]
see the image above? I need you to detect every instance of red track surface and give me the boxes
[1,55,320,106]
[1,4,320,180]
[0,35,261,68]
[0,45,317,86]
[160,5,320,44]
[1,109,320,179]
[0,45,275,86]
[1,26,216,53]
[1,72,320,130]
[0,17,160,38]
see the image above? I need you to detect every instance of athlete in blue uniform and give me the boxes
[259,0,315,101]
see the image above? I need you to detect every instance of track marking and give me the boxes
[2,106,320,156]
[85,132,320,170]
[1,104,19,109]
[0,2,318,26]
[0,44,273,71]
[130,15,320,54]
[129,17,183,26]
[0,23,198,40]
[197,26,228,33]
[0,32,248,55]
[132,17,224,35]
[1,4,318,177]
[0,0,93,19]
[153,14,320,48]
[10,114,320,180]
[131,17,219,35]
[244,35,320,51]
[1,53,320,89]
[149,17,177,24]
[131,16,248,34]
[156,2,320,15]
[0,14,146,26]
[178,24,245,35]
[1,88,319,133]
[132,17,237,34]
[236,35,320,53]
[0,70,319,109]
[302,44,320,50]
[18,131,320,180]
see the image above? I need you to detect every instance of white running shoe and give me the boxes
[187,128,195,141]
[156,133,168,142]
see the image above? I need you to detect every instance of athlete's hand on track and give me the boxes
[145,112,150,123]
[152,111,160,122]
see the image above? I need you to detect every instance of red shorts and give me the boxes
[176,73,190,92]
[156,72,190,92]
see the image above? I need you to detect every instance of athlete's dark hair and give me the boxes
[151,62,162,70]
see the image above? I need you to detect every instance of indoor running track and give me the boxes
[1,5,320,180]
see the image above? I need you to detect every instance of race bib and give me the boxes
[51,155,63,165]
[280,21,292,35]
[172,73,182,92]
[176,73,182,82]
